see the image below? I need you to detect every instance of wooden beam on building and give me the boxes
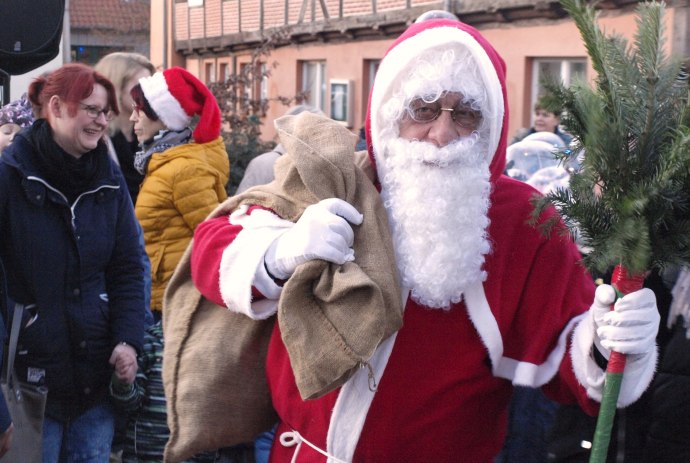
[318,0,330,19]
[175,0,628,56]
[297,0,307,23]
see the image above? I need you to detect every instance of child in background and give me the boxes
[0,94,34,153]
[510,95,573,147]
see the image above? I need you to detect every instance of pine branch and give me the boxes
[532,0,690,275]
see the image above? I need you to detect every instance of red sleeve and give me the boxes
[487,177,600,415]
[191,215,239,307]
[191,207,273,306]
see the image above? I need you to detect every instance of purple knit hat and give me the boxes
[0,94,34,128]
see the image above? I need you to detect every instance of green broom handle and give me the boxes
[589,265,645,463]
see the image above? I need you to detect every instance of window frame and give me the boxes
[330,79,353,127]
[530,57,587,122]
[299,60,327,112]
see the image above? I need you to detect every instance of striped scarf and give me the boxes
[134,128,192,175]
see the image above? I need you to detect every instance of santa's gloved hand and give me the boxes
[264,198,363,279]
[590,284,659,358]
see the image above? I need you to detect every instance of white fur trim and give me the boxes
[464,283,585,387]
[496,314,586,387]
[571,310,658,407]
[464,283,504,370]
[139,72,191,130]
[218,206,292,319]
[326,289,409,462]
[370,26,504,181]
[324,283,588,456]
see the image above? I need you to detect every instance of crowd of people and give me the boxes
[0,57,231,462]
[0,10,686,463]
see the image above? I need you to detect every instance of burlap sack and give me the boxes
[162,244,277,463]
[271,113,403,399]
[219,112,402,398]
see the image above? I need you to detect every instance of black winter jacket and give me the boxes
[644,319,690,462]
[0,126,145,422]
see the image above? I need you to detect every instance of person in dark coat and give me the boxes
[0,262,13,457]
[0,63,146,462]
[545,268,675,462]
[643,266,690,462]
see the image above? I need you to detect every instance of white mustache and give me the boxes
[396,132,485,168]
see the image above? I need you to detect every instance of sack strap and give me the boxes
[3,303,24,385]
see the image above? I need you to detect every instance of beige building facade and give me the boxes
[150,0,690,142]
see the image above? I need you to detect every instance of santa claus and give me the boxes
[190,17,660,462]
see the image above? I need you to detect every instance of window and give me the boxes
[259,63,268,101]
[219,63,230,83]
[300,61,326,112]
[0,70,9,107]
[330,80,353,127]
[531,58,586,115]
[362,59,380,120]
[71,45,120,66]
[188,0,204,7]
[365,60,380,96]
[238,62,267,115]
[205,62,216,84]
[240,62,266,100]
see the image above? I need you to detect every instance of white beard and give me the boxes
[380,135,493,309]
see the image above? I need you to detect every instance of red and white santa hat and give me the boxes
[365,18,509,183]
[139,67,221,144]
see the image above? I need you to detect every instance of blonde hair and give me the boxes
[94,52,156,135]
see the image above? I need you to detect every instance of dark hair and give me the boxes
[130,83,159,121]
[534,94,562,117]
[28,63,119,118]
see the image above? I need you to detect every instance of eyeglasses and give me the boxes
[406,98,482,129]
[80,104,114,121]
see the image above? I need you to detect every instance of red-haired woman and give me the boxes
[0,63,146,461]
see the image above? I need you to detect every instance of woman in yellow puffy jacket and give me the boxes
[129,67,229,318]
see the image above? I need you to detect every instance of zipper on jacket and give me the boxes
[26,176,120,231]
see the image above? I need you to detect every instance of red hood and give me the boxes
[364,18,509,185]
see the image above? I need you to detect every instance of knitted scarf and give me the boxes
[134,128,192,175]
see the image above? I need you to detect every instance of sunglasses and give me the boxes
[407,98,482,129]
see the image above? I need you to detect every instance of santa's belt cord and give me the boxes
[279,430,348,463]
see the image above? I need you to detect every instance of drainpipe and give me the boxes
[63,0,71,63]
[163,0,168,69]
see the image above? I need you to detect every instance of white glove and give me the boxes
[591,284,660,357]
[264,198,363,279]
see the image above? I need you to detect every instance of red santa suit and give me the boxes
[191,18,655,463]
